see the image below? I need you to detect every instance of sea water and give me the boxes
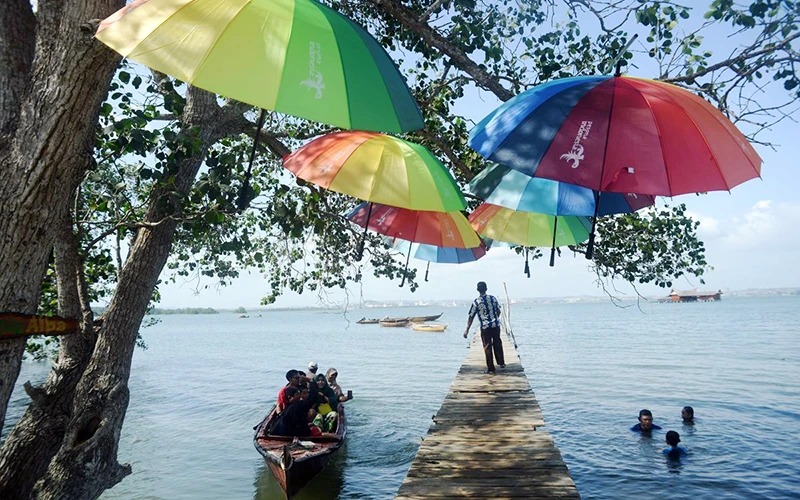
[4,296,799,499]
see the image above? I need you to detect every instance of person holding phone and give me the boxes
[325,368,354,402]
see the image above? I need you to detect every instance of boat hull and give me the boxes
[379,319,410,327]
[266,454,332,499]
[254,404,346,499]
[409,313,443,323]
[411,323,447,332]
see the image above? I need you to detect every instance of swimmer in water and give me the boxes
[662,430,688,459]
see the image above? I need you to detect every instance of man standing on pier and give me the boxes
[464,281,505,374]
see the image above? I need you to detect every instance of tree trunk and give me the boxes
[0,216,98,499]
[32,88,245,500]
[0,0,124,435]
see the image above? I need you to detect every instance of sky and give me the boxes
[155,9,800,310]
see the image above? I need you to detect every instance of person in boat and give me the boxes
[463,281,505,374]
[662,430,688,459]
[325,368,353,402]
[298,386,323,436]
[312,374,340,433]
[276,370,301,414]
[682,406,695,424]
[307,361,319,379]
[275,387,317,437]
[630,409,662,434]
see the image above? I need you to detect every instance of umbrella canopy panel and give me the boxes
[469,163,654,216]
[96,0,423,133]
[392,239,487,264]
[285,131,467,212]
[469,75,761,196]
[348,202,480,248]
[469,203,591,247]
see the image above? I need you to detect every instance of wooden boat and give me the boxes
[356,317,379,324]
[254,404,346,499]
[411,323,448,332]
[408,312,443,323]
[379,317,410,327]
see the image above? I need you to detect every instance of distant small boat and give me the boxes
[356,317,379,324]
[253,405,346,499]
[411,323,448,332]
[379,318,410,327]
[409,313,443,323]
[239,315,249,318]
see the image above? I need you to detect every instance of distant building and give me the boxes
[662,289,722,303]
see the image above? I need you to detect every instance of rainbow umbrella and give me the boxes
[390,238,487,281]
[469,75,761,258]
[469,75,761,196]
[348,202,480,248]
[96,0,423,133]
[469,163,654,216]
[469,203,591,271]
[349,202,480,285]
[285,132,466,213]
[288,132,466,260]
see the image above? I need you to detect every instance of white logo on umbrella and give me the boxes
[561,120,593,169]
[301,42,325,99]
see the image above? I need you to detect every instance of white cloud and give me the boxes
[694,200,800,250]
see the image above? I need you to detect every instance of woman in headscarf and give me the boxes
[326,368,343,398]
[312,374,339,433]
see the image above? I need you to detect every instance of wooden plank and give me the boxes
[396,330,579,499]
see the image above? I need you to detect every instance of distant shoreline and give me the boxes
[146,288,798,314]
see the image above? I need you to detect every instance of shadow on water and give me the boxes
[253,442,347,500]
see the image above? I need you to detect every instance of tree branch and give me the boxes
[366,0,514,101]
[663,32,800,84]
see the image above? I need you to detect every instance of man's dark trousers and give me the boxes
[480,326,504,372]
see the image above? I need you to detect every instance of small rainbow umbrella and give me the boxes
[390,239,487,281]
[96,0,423,134]
[349,202,480,285]
[469,203,592,272]
[469,74,762,258]
[285,132,466,212]
[469,163,654,216]
[348,202,480,248]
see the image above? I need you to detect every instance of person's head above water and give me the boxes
[477,281,487,294]
[665,430,681,447]
[682,406,694,422]
[638,409,655,431]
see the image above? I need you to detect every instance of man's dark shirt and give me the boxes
[630,423,662,432]
[278,397,315,437]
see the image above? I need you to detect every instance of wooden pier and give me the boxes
[395,332,580,499]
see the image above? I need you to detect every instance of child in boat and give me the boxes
[662,430,688,459]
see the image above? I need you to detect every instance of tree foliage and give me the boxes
[1,0,798,496]
[47,0,797,311]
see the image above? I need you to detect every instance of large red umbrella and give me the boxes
[469,74,762,257]
[469,75,761,196]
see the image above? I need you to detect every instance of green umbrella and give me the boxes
[96,0,423,133]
